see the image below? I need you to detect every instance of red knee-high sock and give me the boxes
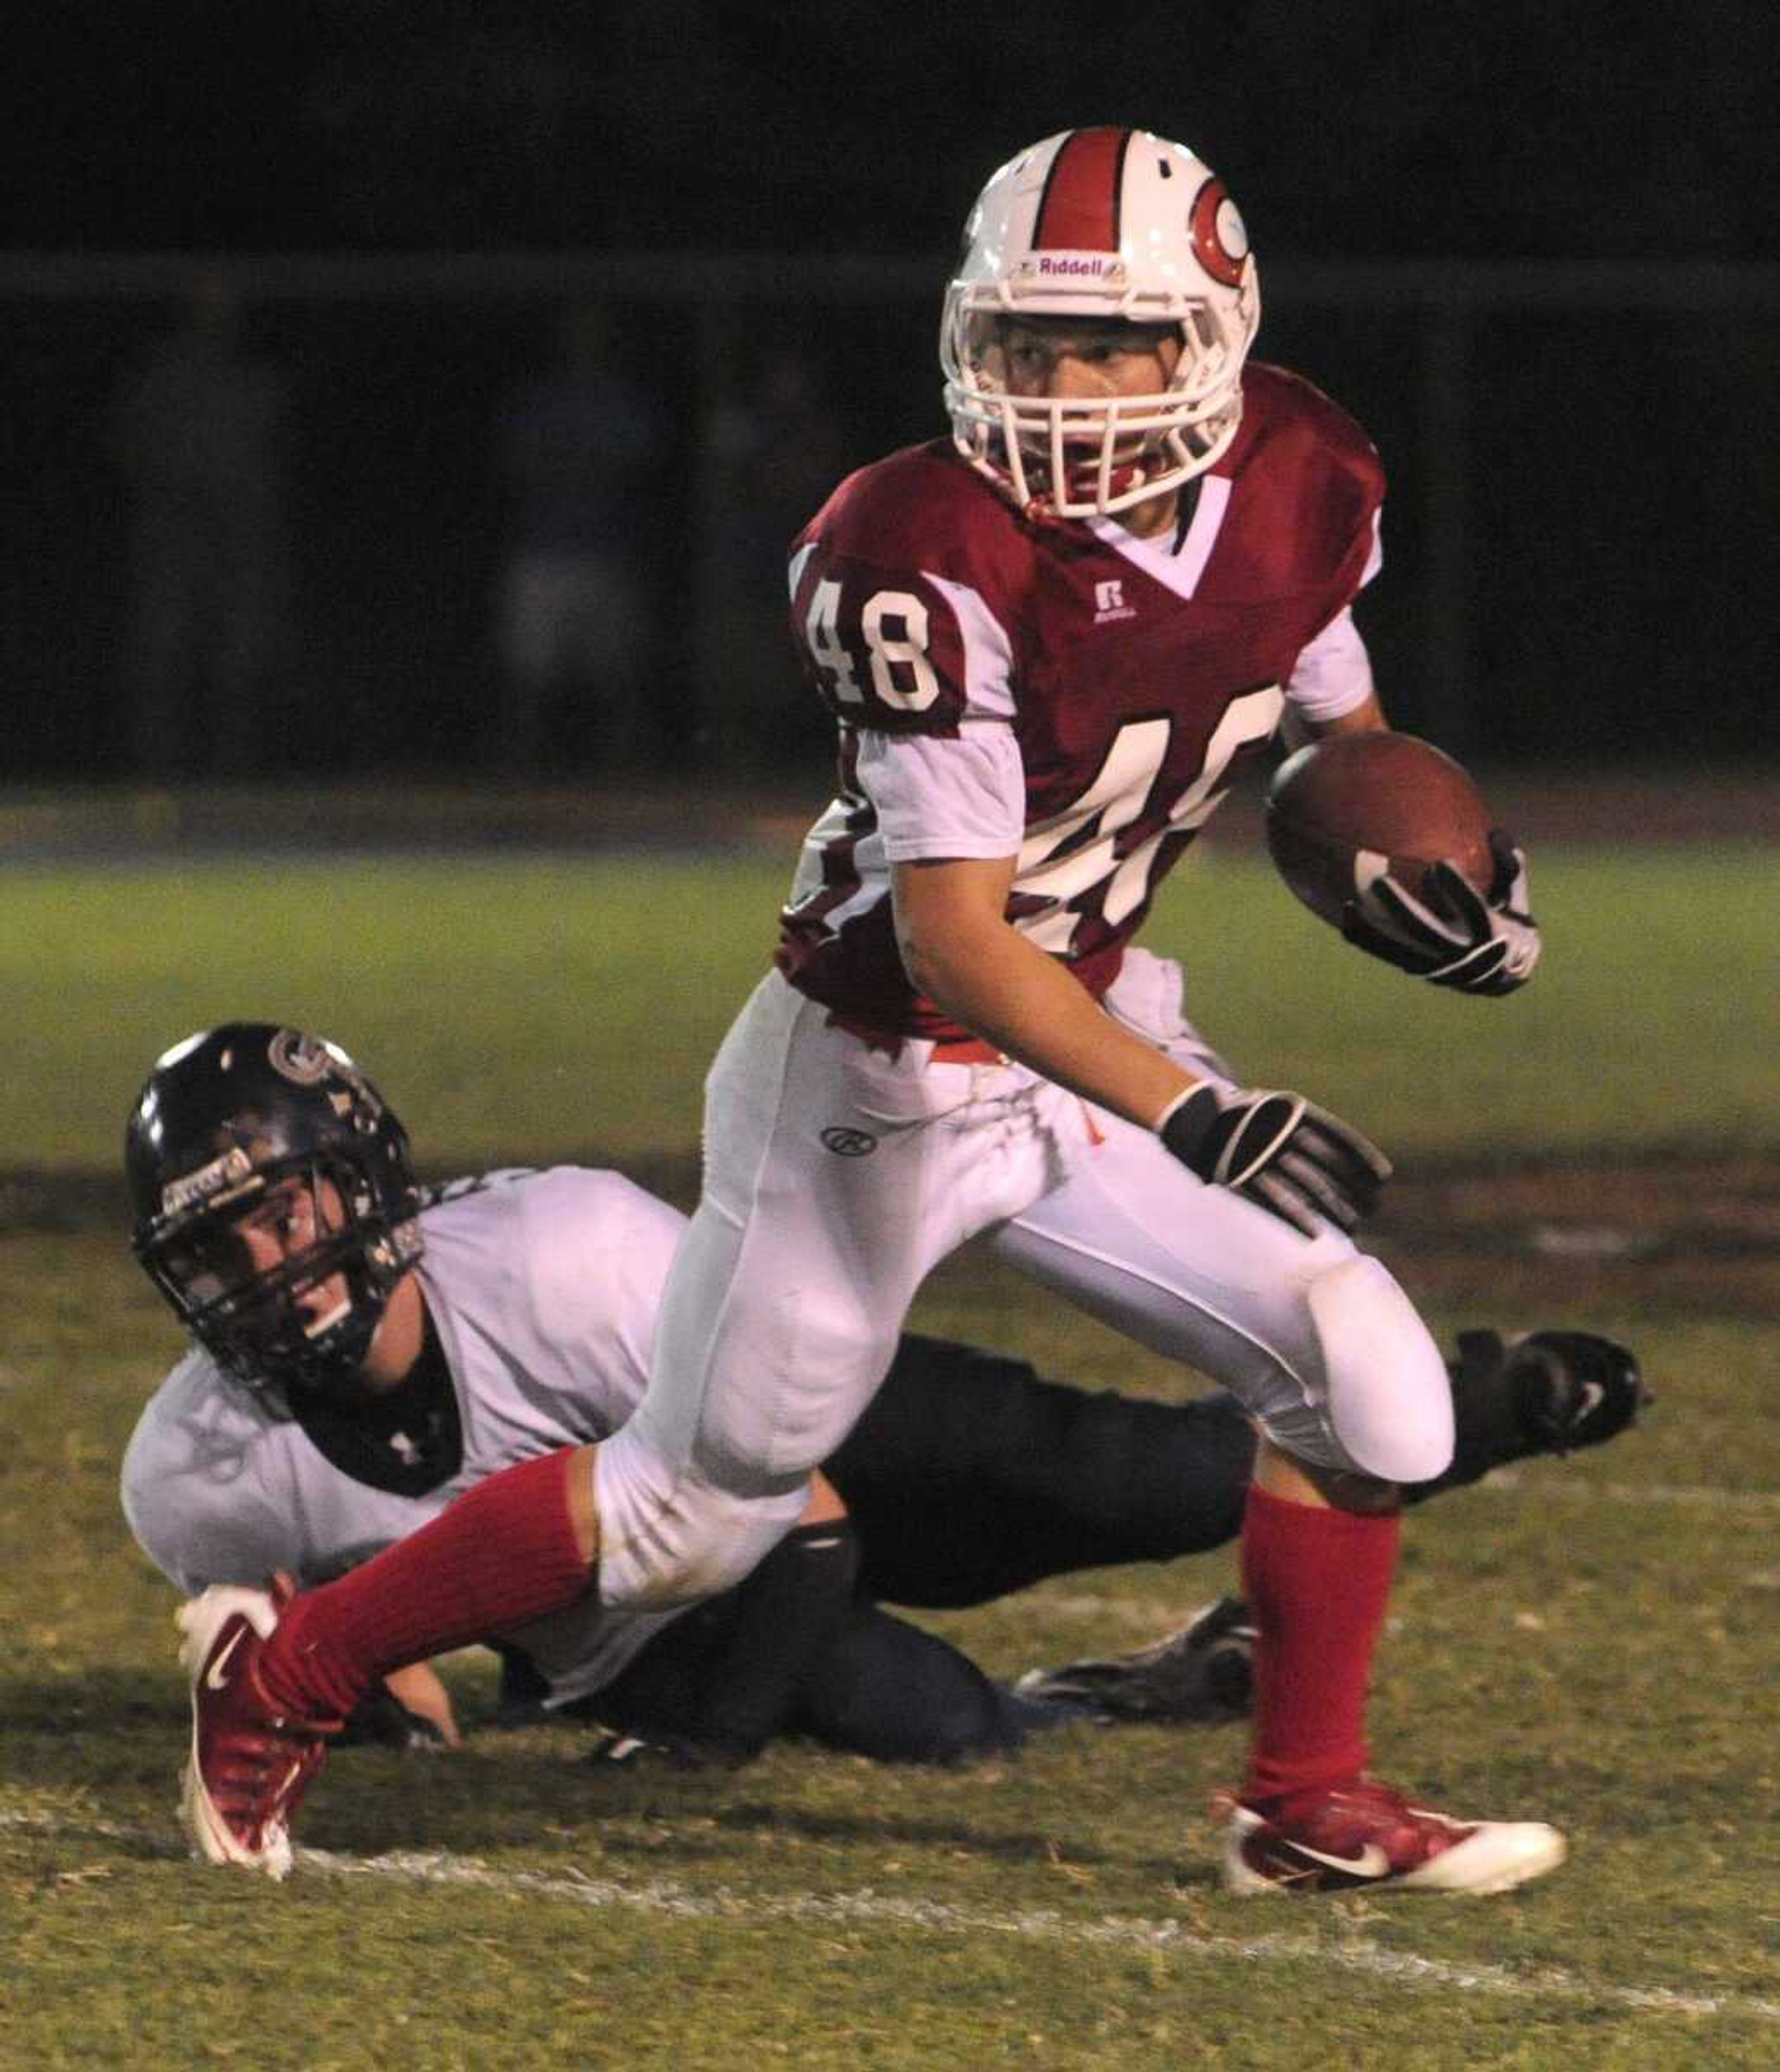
[1240,1481,1401,1809]
[256,1447,591,1721]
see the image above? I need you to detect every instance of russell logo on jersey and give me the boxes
[1094,580,1137,625]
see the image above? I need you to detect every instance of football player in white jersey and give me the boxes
[141,1023,1640,1866]
[173,131,1561,1894]
[124,1020,1246,1756]
[122,1022,1266,1763]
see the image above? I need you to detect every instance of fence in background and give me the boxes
[4,252,1778,782]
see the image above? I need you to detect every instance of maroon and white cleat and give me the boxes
[174,1583,339,1878]
[1220,1776,1566,1896]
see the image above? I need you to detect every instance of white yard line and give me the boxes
[4,1807,1777,2026]
[1476,1471,1780,1512]
[1019,1475,1780,1626]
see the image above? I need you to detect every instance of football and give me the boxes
[1264,731,1495,929]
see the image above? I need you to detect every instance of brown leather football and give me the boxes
[1264,732,1495,929]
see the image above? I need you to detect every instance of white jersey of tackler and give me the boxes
[121,1165,694,1706]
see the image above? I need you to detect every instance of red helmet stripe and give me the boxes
[1031,127,1131,250]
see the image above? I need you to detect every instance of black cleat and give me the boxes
[1011,1596,1256,1723]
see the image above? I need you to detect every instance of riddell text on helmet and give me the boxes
[1020,254,1127,281]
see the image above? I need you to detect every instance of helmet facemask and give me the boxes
[137,1146,420,1396]
[942,291,1256,520]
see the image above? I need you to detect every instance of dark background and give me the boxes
[3,3,1777,784]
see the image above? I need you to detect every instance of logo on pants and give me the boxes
[820,1127,877,1157]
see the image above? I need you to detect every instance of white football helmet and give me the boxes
[941,127,1261,519]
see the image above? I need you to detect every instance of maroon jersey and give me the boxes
[776,363,1384,1041]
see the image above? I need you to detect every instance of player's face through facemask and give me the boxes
[985,314,1182,408]
[165,1177,358,1351]
[968,312,1185,505]
[226,1173,353,1336]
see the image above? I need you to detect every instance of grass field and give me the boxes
[3,826,1778,2068]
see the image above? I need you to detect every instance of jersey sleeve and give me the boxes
[1359,508,1383,589]
[1224,365,1386,647]
[121,1360,306,1595]
[855,726,1026,861]
[788,547,1017,737]
[1284,606,1376,724]
[786,451,1020,738]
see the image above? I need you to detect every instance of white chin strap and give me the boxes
[302,1294,353,1341]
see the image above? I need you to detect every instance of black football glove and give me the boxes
[337,1682,451,1752]
[1412,1327,1648,1498]
[1499,1328,1650,1454]
[585,1729,747,1772]
[1160,1083,1391,1237]
[1341,830,1540,995]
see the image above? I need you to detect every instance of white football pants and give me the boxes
[594,951,1452,1609]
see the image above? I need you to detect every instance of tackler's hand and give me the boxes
[1159,1083,1391,1238]
[1342,831,1541,995]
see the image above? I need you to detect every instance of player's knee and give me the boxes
[594,1430,807,1611]
[1307,1256,1454,1483]
[850,1666,1013,1765]
[635,1480,804,1608]
[909,1678,1021,1764]
[802,1609,1018,1765]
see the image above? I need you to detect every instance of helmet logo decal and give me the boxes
[1031,127,1131,251]
[160,1144,255,1217]
[1189,179,1248,290]
[268,1030,336,1086]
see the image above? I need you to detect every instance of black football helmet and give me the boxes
[126,1023,423,1392]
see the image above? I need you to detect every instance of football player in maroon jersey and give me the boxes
[174,129,1552,1894]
